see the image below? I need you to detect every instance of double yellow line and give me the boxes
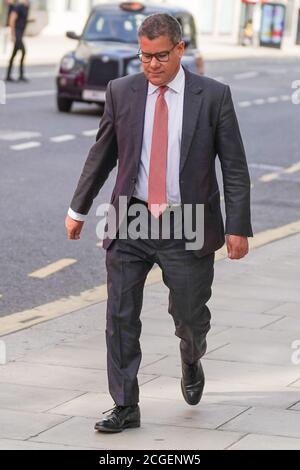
[260,161,300,183]
[1,219,300,337]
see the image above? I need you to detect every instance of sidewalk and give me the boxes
[0,33,299,67]
[1,232,300,450]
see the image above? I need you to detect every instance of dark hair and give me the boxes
[138,13,182,45]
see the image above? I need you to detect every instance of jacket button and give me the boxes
[131,177,137,183]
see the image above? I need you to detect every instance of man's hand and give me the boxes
[65,215,84,240]
[226,234,249,260]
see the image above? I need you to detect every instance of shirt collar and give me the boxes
[147,65,185,95]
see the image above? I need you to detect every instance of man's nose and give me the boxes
[149,56,161,67]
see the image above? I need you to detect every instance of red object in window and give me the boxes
[241,0,269,3]
[75,70,85,88]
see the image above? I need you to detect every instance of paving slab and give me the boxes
[220,407,300,438]
[228,433,300,450]
[0,409,69,441]
[32,416,245,450]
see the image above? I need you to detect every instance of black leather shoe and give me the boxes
[94,404,140,433]
[181,359,205,405]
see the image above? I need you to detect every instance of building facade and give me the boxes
[164,0,300,48]
[1,0,300,47]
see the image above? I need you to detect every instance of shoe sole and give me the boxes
[94,420,141,433]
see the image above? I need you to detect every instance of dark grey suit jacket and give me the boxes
[70,67,253,256]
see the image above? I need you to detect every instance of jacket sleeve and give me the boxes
[216,85,253,237]
[69,80,118,215]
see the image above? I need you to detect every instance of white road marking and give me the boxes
[6,90,55,100]
[0,131,41,141]
[50,134,76,143]
[249,163,283,171]
[253,98,265,105]
[238,101,252,108]
[239,95,291,109]
[267,96,279,103]
[29,258,77,279]
[280,95,291,101]
[10,141,41,151]
[82,129,99,137]
[234,71,258,80]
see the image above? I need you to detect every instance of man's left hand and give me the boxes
[226,234,249,260]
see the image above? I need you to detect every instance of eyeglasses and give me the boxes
[137,43,179,63]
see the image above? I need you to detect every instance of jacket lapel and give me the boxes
[180,68,203,173]
[127,68,203,173]
[129,74,148,168]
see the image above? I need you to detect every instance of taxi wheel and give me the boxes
[57,97,73,113]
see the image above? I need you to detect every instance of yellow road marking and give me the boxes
[260,172,280,183]
[2,219,300,337]
[260,161,300,182]
[284,161,300,175]
[29,258,77,279]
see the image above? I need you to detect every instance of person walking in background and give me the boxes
[242,19,254,46]
[65,14,252,433]
[6,0,30,82]
[5,0,15,26]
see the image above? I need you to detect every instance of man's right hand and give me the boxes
[65,215,84,240]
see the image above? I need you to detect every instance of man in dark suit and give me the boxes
[65,14,252,433]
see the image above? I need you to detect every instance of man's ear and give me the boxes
[178,41,185,56]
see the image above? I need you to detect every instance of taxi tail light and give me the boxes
[75,70,85,87]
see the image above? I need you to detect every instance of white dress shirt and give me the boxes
[133,65,184,204]
[68,66,185,222]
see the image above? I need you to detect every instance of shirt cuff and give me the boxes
[68,207,87,222]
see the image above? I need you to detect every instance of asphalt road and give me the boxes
[0,56,299,316]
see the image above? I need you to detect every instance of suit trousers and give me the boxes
[105,199,215,406]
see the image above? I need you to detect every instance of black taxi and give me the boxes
[56,1,204,113]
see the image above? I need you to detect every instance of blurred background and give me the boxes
[0,0,299,318]
[1,0,300,50]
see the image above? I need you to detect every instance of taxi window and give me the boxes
[176,14,197,48]
[83,12,146,43]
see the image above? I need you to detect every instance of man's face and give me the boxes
[139,35,185,86]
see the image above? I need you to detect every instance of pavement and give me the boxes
[0,33,299,68]
[1,232,300,450]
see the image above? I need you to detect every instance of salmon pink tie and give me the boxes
[148,85,169,218]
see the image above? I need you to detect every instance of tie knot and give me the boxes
[159,86,168,96]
